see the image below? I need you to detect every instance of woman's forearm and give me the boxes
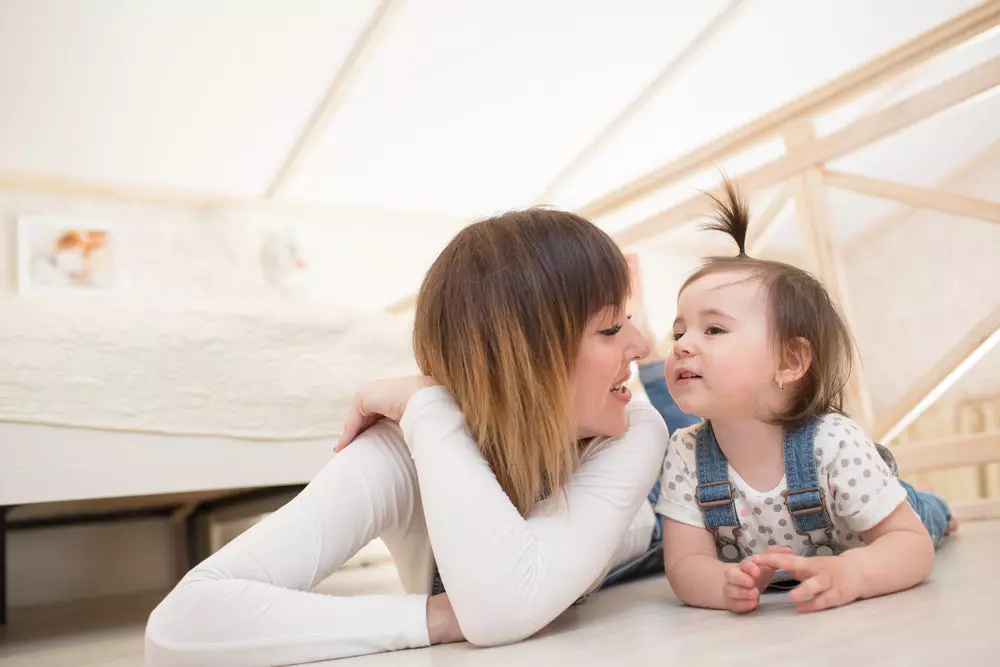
[402,387,667,646]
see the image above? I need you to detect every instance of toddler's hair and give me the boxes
[682,178,856,426]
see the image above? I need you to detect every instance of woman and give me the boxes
[145,209,669,666]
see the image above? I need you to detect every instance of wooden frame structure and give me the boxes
[391,1,1000,445]
[390,3,1000,512]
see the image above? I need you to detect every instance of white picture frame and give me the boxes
[16,214,120,294]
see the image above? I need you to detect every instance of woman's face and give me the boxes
[573,306,650,439]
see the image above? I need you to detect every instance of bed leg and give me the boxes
[185,507,208,571]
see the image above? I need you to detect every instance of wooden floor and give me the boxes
[3,521,998,667]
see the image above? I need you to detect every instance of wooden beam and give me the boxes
[823,169,1000,223]
[384,54,1000,315]
[265,0,404,197]
[894,430,1000,474]
[534,1,744,204]
[611,54,1000,247]
[845,138,1000,253]
[746,182,793,255]
[878,307,1000,442]
[787,127,875,429]
[577,0,1000,220]
[950,498,1000,522]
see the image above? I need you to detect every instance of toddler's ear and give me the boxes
[780,337,813,383]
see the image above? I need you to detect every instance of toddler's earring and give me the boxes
[779,377,784,390]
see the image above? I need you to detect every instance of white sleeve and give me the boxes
[817,416,907,533]
[401,387,668,647]
[145,423,433,667]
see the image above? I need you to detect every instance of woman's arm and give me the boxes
[145,425,436,666]
[401,387,668,646]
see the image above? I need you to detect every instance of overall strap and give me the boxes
[695,422,742,553]
[782,419,836,547]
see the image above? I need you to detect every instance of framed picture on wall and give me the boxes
[16,214,120,294]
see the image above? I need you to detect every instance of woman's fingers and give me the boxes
[335,408,380,452]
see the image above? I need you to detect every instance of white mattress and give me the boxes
[0,421,334,505]
[0,298,418,439]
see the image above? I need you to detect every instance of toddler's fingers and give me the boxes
[727,598,759,614]
[795,589,839,614]
[725,567,756,588]
[739,558,761,580]
[789,574,831,603]
[724,584,759,601]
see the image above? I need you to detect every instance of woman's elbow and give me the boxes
[456,602,552,648]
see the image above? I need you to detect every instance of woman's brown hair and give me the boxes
[683,179,856,427]
[413,208,629,515]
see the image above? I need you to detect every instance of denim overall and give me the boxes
[692,418,952,589]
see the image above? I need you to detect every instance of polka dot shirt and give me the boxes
[654,414,908,555]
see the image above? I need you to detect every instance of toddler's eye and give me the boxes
[706,326,726,335]
[672,331,685,341]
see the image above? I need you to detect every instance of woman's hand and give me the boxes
[426,594,464,645]
[335,376,441,452]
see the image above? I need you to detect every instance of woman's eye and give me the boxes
[600,324,623,336]
[706,326,726,335]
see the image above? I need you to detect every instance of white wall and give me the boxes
[0,187,463,310]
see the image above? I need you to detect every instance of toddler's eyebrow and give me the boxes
[673,308,734,328]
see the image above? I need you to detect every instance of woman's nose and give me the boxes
[628,320,651,361]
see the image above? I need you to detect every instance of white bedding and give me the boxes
[0,421,335,504]
[0,298,418,440]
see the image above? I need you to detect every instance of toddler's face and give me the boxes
[666,269,780,420]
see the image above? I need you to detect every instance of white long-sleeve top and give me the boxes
[145,387,668,666]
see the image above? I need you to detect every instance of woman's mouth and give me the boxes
[611,371,632,403]
[610,383,632,402]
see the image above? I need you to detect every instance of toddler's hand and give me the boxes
[723,546,792,613]
[752,553,862,613]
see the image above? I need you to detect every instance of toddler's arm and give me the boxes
[755,501,933,613]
